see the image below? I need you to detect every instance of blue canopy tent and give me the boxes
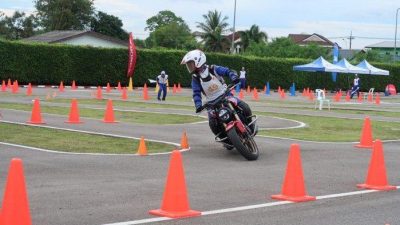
[356,60,389,76]
[293,56,347,73]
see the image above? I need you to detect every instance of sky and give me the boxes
[1,0,399,49]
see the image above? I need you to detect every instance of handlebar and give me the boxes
[197,82,239,112]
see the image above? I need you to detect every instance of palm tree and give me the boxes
[197,10,230,52]
[239,25,268,51]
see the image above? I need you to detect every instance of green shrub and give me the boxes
[0,40,399,92]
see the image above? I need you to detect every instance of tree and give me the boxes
[0,11,37,40]
[34,0,94,30]
[145,10,186,32]
[90,11,128,40]
[146,22,197,49]
[244,37,331,59]
[239,24,267,51]
[197,10,230,52]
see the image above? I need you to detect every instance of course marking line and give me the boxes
[258,116,306,130]
[256,134,400,144]
[103,186,400,225]
[0,142,189,156]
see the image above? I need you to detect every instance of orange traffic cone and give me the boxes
[367,92,373,102]
[26,83,32,96]
[12,81,18,94]
[355,117,374,149]
[1,80,6,92]
[71,80,77,90]
[357,93,363,103]
[238,89,244,100]
[280,89,286,100]
[271,144,316,202]
[180,131,189,149]
[278,86,281,94]
[357,140,396,191]
[375,93,380,105]
[96,86,103,100]
[149,150,201,218]
[65,98,83,124]
[121,87,128,100]
[117,81,122,91]
[1,158,32,225]
[345,92,350,102]
[302,88,306,96]
[143,83,149,100]
[106,82,111,93]
[27,99,45,124]
[308,91,314,101]
[252,88,259,100]
[59,81,64,92]
[103,99,117,123]
[7,78,12,89]
[246,85,251,94]
[177,83,182,93]
[173,84,177,94]
[137,136,148,156]
[263,85,266,92]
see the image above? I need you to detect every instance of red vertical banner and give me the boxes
[127,33,137,77]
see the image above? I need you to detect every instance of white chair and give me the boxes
[314,89,330,110]
[363,88,374,100]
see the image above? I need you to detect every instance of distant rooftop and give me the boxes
[365,41,397,48]
[288,33,336,47]
[23,30,127,46]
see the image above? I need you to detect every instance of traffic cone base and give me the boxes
[270,144,315,203]
[354,143,374,148]
[27,99,45,124]
[149,209,201,219]
[1,158,32,225]
[137,137,148,156]
[356,183,396,191]
[180,132,189,149]
[354,117,373,149]
[149,150,200,219]
[271,194,316,202]
[357,140,395,191]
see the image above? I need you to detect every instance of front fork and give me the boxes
[224,103,246,134]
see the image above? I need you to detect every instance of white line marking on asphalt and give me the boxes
[258,116,306,130]
[0,142,189,156]
[0,120,179,146]
[103,186,400,225]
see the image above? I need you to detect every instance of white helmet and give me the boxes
[161,71,165,75]
[181,49,206,74]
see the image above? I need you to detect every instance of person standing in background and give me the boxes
[157,71,168,101]
[239,67,247,89]
[350,74,361,99]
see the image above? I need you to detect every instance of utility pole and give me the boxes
[348,31,355,50]
[231,0,237,54]
[394,8,400,61]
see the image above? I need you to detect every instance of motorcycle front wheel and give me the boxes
[227,128,259,161]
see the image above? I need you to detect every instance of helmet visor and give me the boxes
[185,61,196,73]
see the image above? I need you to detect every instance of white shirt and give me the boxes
[239,70,246,79]
[157,75,168,84]
[200,75,226,102]
[354,78,359,86]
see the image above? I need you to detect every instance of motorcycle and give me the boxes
[198,84,259,161]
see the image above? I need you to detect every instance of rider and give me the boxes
[180,49,254,147]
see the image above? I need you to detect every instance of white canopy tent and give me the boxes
[293,56,347,73]
[334,58,369,74]
[356,60,389,76]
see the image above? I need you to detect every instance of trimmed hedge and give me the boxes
[0,40,399,92]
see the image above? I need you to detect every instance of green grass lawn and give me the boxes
[49,98,193,110]
[257,112,400,142]
[0,102,204,124]
[0,122,175,154]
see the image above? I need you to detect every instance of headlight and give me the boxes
[218,108,231,122]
